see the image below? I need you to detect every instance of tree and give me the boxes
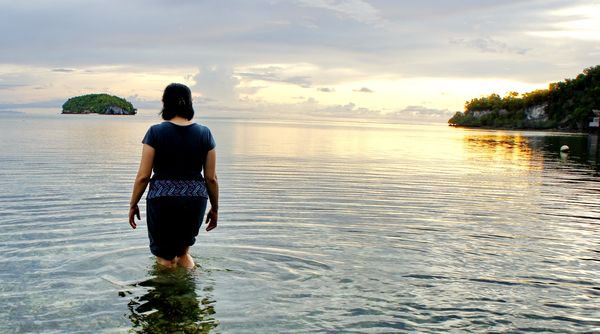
[450,65,600,130]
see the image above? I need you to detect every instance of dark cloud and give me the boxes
[317,87,335,92]
[0,1,593,81]
[51,68,76,73]
[354,87,373,93]
[237,67,312,88]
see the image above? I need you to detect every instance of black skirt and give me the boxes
[146,196,208,260]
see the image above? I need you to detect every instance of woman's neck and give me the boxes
[168,116,192,125]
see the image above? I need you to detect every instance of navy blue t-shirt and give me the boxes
[142,122,216,180]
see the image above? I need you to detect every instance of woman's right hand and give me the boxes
[205,208,218,232]
[129,204,140,229]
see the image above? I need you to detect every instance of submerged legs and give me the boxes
[177,253,195,269]
[155,247,195,269]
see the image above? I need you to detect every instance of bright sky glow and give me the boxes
[529,5,600,41]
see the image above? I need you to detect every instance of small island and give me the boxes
[448,65,600,131]
[62,94,136,115]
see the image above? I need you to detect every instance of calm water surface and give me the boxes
[0,113,598,333]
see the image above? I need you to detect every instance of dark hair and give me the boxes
[160,83,194,120]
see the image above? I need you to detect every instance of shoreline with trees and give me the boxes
[448,66,600,132]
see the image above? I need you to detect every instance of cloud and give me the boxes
[192,66,240,104]
[386,105,455,120]
[262,99,454,122]
[294,0,384,25]
[0,110,25,115]
[0,83,28,89]
[126,95,161,110]
[527,4,600,41]
[315,102,380,117]
[51,68,76,73]
[0,0,598,115]
[0,1,593,80]
[238,66,312,88]
[0,99,65,109]
[450,37,528,55]
[354,87,373,93]
[0,71,36,89]
[252,97,382,118]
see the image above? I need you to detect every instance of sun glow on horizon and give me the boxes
[239,71,549,112]
[0,62,553,116]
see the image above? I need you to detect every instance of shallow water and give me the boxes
[0,113,599,333]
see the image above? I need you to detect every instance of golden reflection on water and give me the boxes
[225,120,548,181]
[227,120,464,161]
[461,131,544,172]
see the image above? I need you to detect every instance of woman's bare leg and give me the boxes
[176,247,195,269]
[156,256,177,268]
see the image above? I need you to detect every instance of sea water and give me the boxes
[0,112,598,333]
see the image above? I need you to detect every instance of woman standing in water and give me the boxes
[129,83,219,269]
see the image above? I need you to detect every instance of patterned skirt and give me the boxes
[146,179,208,260]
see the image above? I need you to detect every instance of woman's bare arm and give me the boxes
[129,144,155,229]
[204,149,219,231]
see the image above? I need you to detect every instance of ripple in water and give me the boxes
[0,114,598,333]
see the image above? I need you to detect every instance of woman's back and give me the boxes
[143,122,216,180]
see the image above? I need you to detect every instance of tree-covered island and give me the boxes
[62,94,136,115]
[448,65,600,131]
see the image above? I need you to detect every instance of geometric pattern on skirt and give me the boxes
[147,179,208,199]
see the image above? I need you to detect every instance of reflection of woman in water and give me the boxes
[127,266,218,333]
[129,83,219,268]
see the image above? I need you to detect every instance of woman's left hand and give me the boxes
[205,208,218,232]
[129,204,140,229]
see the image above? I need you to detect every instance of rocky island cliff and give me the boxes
[62,94,136,115]
[448,65,600,131]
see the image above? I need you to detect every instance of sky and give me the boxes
[0,0,599,120]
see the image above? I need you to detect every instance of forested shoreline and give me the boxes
[448,66,600,131]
